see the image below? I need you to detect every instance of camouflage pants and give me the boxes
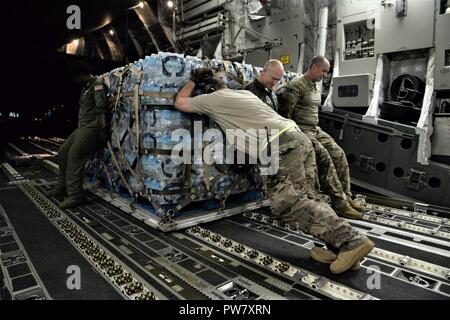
[271,127,318,197]
[302,126,352,207]
[58,127,102,198]
[269,128,364,249]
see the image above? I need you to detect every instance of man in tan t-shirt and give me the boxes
[174,69,374,274]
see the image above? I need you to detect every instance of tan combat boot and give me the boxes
[330,240,375,274]
[335,204,364,220]
[348,198,365,213]
[310,247,361,271]
[310,247,337,263]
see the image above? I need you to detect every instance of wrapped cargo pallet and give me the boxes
[86,53,294,231]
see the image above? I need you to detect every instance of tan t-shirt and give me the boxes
[188,89,294,153]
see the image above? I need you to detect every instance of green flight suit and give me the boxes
[57,77,108,199]
[244,78,278,112]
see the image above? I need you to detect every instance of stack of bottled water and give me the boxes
[89,53,293,214]
[141,53,203,105]
[241,63,256,83]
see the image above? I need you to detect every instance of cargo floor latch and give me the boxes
[358,155,375,173]
[405,169,427,191]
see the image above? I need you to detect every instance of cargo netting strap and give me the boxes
[204,118,243,211]
[114,122,135,171]
[240,65,248,84]
[158,195,194,226]
[113,129,251,222]
[148,189,184,195]
[155,154,196,221]
[205,59,225,73]
[259,126,272,199]
[144,167,191,220]
[156,165,245,225]
[114,110,139,186]
[109,66,145,207]
[215,71,243,86]
[120,92,177,99]
[143,105,176,111]
[217,178,243,211]
[131,66,145,201]
[112,65,131,113]
[221,60,244,85]
[182,163,192,194]
[202,162,212,194]
[144,191,166,218]
[107,141,134,197]
[209,168,234,211]
[232,62,246,84]
[107,65,136,199]
[142,148,173,156]
[99,161,117,195]
[199,116,212,195]
[260,172,269,199]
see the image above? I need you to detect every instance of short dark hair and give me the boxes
[204,77,227,93]
[68,60,92,77]
[309,55,329,69]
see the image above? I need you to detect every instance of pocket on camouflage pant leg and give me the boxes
[269,175,300,216]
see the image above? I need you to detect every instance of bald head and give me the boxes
[264,59,284,72]
[307,55,330,82]
[309,56,330,69]
[258,59,285,90]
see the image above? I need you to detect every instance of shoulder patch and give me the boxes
[95,85,104,91]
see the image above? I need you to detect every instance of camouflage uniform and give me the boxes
[244,79,316,195]
[277,75,352,207]
[57,77,108,199]
[187,88,366,250]
[269,127,367,250]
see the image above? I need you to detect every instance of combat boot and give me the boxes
[310,247,337,263]
[330,239,375,274]
[59,193,88,210]
[348,198,365,213]
[46,187,66,198]
[310,247,361,271]
[335,204,364,220]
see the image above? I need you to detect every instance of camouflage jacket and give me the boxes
[276,75,321,128]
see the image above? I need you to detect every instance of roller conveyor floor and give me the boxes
[0,138,449,300]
